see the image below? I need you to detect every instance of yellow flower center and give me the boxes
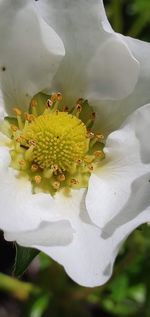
[24,112,88,171]
[2,92,105,195]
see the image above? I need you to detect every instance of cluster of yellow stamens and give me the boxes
[6,93,105,195]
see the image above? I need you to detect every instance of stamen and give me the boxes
[7,93,105,195]
[89,132,105,149]
[57,174,65,182]
[95,133,104,140]
[31,163,39,172]
[52,181,60,190]
[88,164,94,172]
[57,92,62,101]
[34,175,42,184]
[13,107,23,129]
[51,164,58,172]
[72,103,82,117]
[70,178,79,185]
[86,131,94,139]
[31,99,38,116]
[50,93,58,103]
[46,99,53,109]
[94,150,104,158]
[18,159,26,170]
[13,107,22,116]
[49,92,62,112]
[28,140,36,146]
[24,113,35,122]
[86,112,96,128]
[11,124,18,132]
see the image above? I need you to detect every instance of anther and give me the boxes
[24,113,35,122]
[28,140,36,146]
[76,104,82,111]
[76,159,83,165]
[13,107,24,129]
[34,175,42,184]
[94,150,104,158]
[50,93,58,103]
[95,133,104,140]
[15,137,23,143]
[57,92,62,101]
[88,164,94,172]
[52,181,60,190]
[72,103,82,117]
[11,124,18,132]
[57,174,65,182]
[31,163,39,172]
[18,159,26,169]
[70,178,79,185]
[86,131,94,139]
[49,93,62,112]
[13,107,22,116]
[51,164,58,172]
[47,99,53,108]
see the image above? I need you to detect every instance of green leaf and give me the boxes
[13,244,40,277]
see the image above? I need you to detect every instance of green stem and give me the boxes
[0,273,39,300]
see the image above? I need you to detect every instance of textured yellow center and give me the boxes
[24,111,88,171]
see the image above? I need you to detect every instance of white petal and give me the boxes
[86,104,150,228]
[0,0,65,113]
[4,186,85,246]
[5,220,73,247]
[16,174,150,287]
[86,36,139,100]
[94,36,150,134]
[0,149,86,234]
[25,204,150,287]
[35,220,112,287]
[35,0,139,101]
[0,146,67,232]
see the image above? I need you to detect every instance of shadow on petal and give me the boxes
[101,172,150,239]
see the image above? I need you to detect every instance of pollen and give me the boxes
[24,112,88,171]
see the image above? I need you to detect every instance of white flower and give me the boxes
[0,0,150,287]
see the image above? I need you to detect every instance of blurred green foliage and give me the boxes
[105,0,150,40]
[1,1,150,316]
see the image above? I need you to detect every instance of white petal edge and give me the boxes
[3,187,86,247]
[5,220,74,247]
[35,0,139,101]
[13,204,150,287]
[86,103,150,228]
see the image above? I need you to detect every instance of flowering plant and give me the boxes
[0,0,150,287]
